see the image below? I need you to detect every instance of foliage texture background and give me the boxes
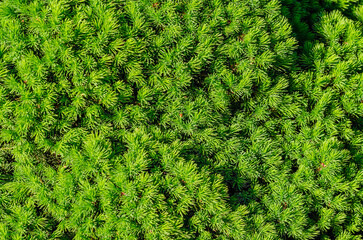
[0,0,362,239]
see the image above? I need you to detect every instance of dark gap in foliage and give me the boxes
[0,150,15,184]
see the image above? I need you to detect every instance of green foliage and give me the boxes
[0,0,362,239]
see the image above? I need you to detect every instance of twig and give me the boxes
[0,147,15,151]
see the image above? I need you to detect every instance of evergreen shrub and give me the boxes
[0,0,362,239]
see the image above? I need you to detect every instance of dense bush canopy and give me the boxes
[0,0,362,239]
